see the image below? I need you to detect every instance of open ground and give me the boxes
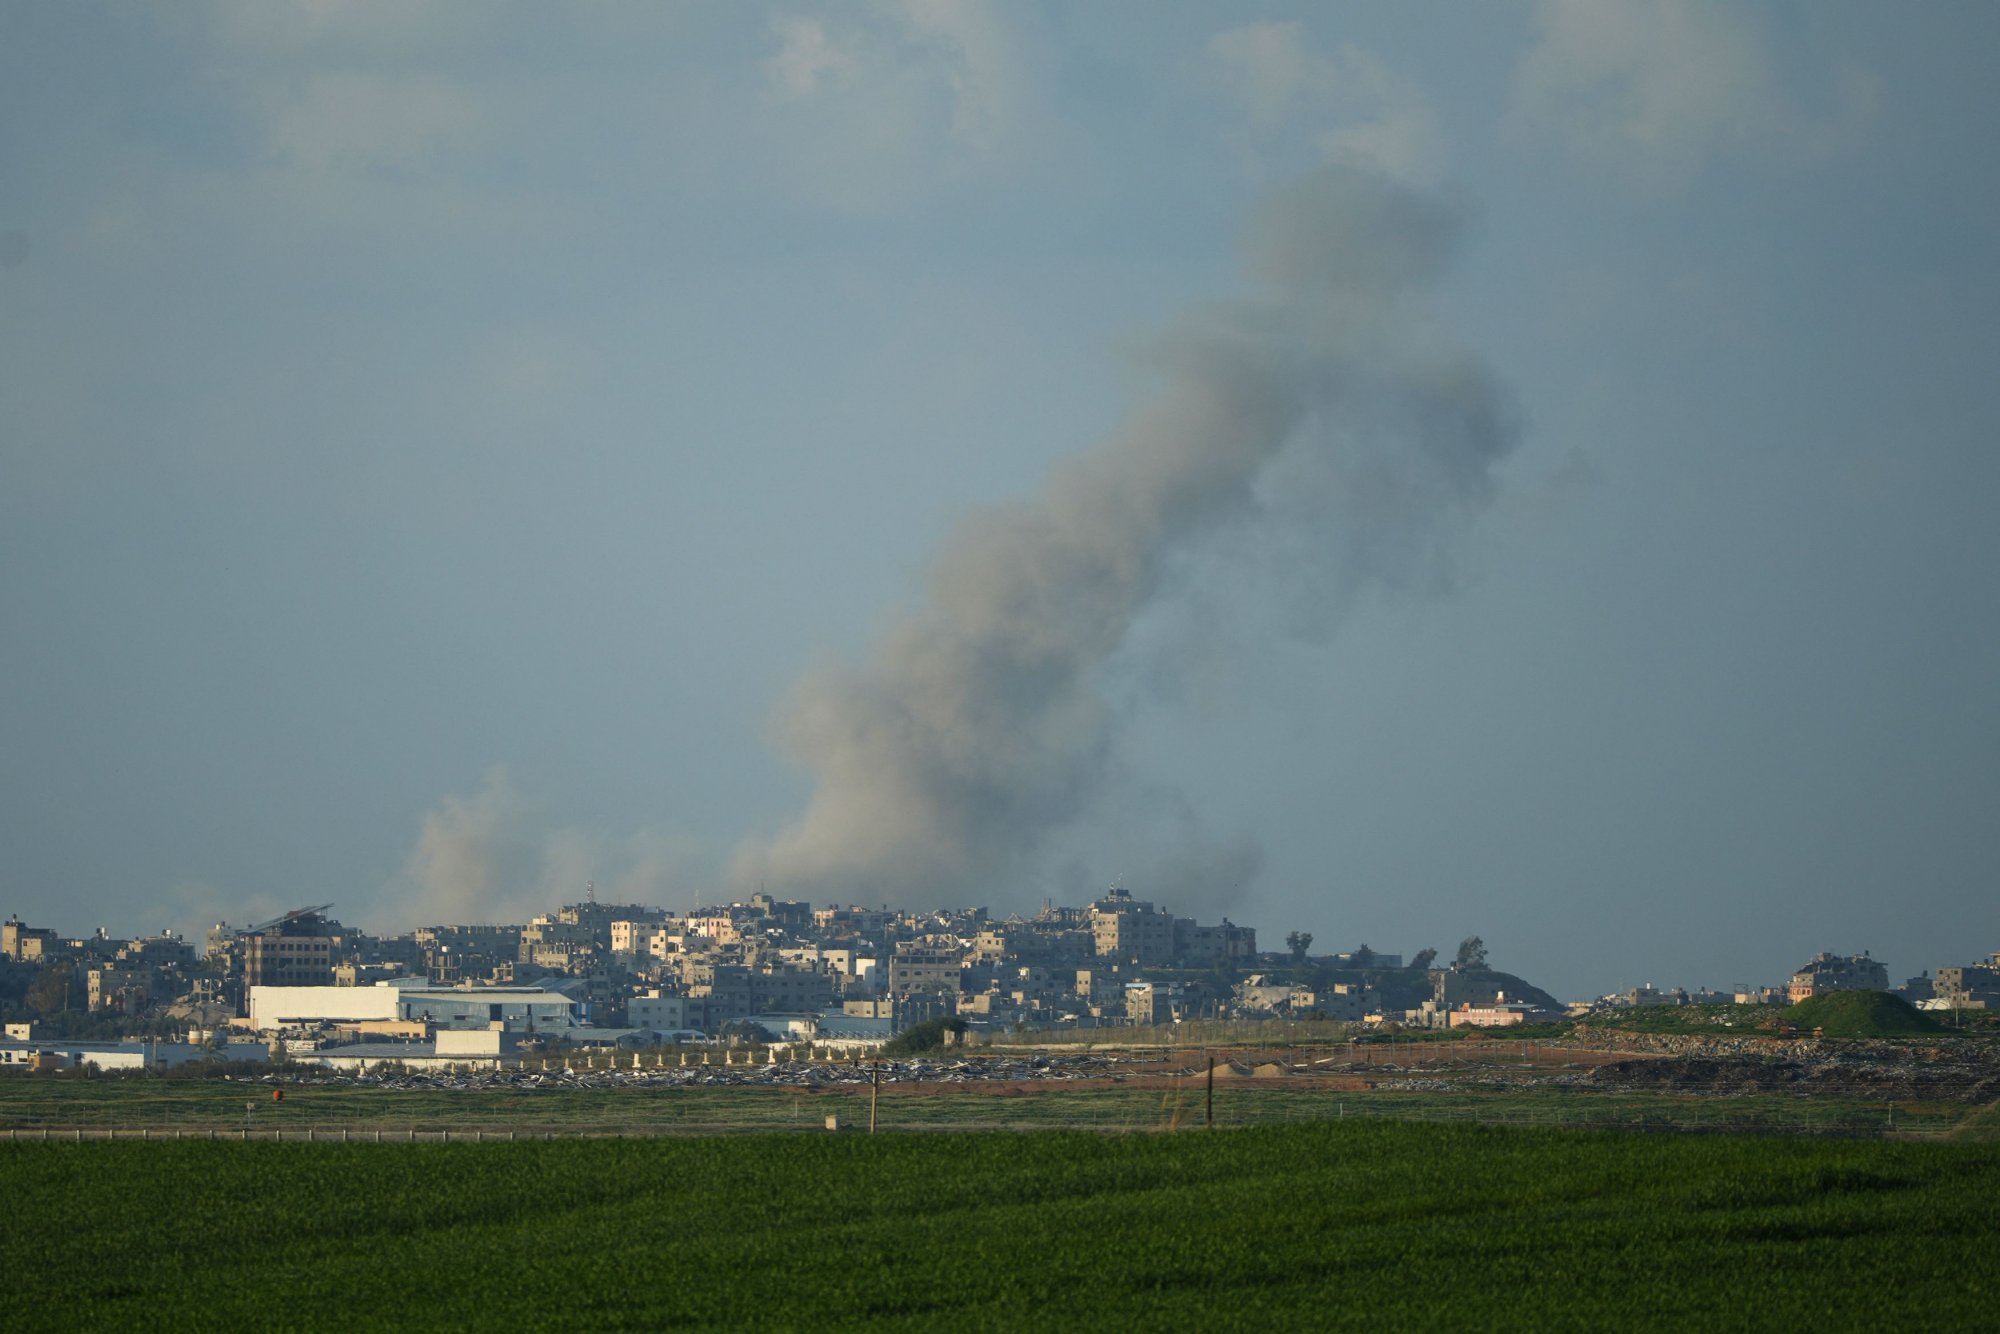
[5,1032,1995,1141]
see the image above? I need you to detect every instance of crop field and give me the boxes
[5,1122,1997,1330]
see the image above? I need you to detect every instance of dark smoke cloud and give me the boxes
[734,166,1516,907]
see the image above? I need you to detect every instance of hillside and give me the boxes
[1781,990,1943,1037]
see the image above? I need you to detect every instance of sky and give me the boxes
[3,2,1996,1000]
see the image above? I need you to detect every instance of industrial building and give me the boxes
[246,979,584,1033]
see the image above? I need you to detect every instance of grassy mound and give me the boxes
[1782,989,1942,1037]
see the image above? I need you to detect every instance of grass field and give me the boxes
[4,1123,1996,1330]
[0,1072,1981,1140]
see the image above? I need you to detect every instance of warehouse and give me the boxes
[248,979,583,1033]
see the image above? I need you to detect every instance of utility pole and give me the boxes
[1206,1055,1215,1129]
[870,1064,880,1134]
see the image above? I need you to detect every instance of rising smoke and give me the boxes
[389,768,710,929]
[733,166,1516,907]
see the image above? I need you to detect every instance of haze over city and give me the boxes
[3,2,1996,1001]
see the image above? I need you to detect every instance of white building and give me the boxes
[0,1039,259,1071]
[629,991,701,1031]
[248,980,582,1032]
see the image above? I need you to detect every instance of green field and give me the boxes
[0,1073,1984,1140]
[4,1123,1996,1330]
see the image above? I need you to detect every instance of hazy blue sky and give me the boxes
[3,2,1995,999]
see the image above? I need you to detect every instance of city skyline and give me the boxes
[3,888,1979,1009]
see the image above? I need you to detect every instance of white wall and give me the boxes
[248,985,401,1030]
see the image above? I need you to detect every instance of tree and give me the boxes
[1410,947,1438,972]
[882,1015,967,1056]
[1285,931,1313,964]
[24,962,77,1016]
[1455,936,1488,971]
[1351,944,1377,970]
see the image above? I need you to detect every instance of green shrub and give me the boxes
[880,1015,967,1056]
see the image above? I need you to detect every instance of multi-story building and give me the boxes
[1932,953,2000,1009]
[610,919,668,956]
[628,990,702,1032]
[520,915,595,968]
[240,907,340,992]
[751,963,835,1013]
[813,905,893,938]
[888,941,963,996]
[116,933,196,972]
[688,963,755,1024]
[1172,918,1258,966]
[1,918,59,962]
[1317,983,1370,1023]
[1448,997,1536,1028]
[87,965,158,1013]
[1089,889,1176,966]
[410,924,519,982]
[1786,951,1890,1004]
[1123,980,1188,1025]
[744,893,812,931]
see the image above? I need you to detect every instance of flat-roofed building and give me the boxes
[1787,951,1889,1004]
[240,908,340,992]
[888,941,963,996]
[248,980,582,1032]
[1090,889,1176,966]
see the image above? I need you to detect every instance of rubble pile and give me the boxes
[1583,1046,2000,1103]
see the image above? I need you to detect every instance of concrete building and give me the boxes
[1786,951,1890,1004]
[888,941,963,996]
[629,991,702,1031]
[687,962,754,1023]
[1089,889,1176,966]
[241,908,340,990]
[1448,998,1538,1028]
[1123,980,1188,1025]
[1932,953,2000,1010]
[1173,918,1258,966]
[86,964,160,1013]
[2,917,59,962]
[1316,983,1370,1023]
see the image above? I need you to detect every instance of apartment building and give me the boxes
[1787,951,1889,1004]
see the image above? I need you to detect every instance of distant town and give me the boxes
[3,890,1996,1073]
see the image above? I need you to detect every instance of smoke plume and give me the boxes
[734,166,1516,906]
[387,768,712,929]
